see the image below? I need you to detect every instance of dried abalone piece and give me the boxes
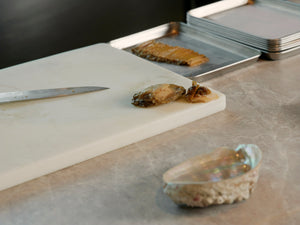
[185,80,218,103]
[163,144,262,207]
[132,84,186,107]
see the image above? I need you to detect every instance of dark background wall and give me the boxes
[0,0,217,69]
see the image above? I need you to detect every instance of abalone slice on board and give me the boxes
[185,80,218,103]
[163,144,262,207]
[132,84,186,107]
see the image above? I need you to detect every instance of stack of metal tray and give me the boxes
[187,0,300,60]
[110,22,260,82]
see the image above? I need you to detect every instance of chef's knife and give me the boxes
[0,86,109,104]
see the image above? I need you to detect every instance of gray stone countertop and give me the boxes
[0,54,300,225]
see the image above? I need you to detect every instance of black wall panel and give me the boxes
[0,0,218,68]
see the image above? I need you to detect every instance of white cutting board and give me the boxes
[0,44,225,191]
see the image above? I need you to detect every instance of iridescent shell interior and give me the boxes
[163,144,262,207]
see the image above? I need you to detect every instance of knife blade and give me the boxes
[0,86,109,104]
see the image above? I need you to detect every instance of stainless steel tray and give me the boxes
[187,0,300,58]
[261,45,300,60]
[110,22,260,82]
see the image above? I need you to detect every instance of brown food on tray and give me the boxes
[131,40,209,67]
[132,84,186,107]
[247,0,255,5]
[132,81,217,107]
[185,81,218,103]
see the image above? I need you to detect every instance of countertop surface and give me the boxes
[0,53,300,224]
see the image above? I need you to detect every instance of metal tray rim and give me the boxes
[187,19,300,51]
[187,16,300,45]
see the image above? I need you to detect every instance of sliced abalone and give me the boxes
[131,41,209,67]
[132,84,186,107]
[163,144,262,207]
[185,80,218,103]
